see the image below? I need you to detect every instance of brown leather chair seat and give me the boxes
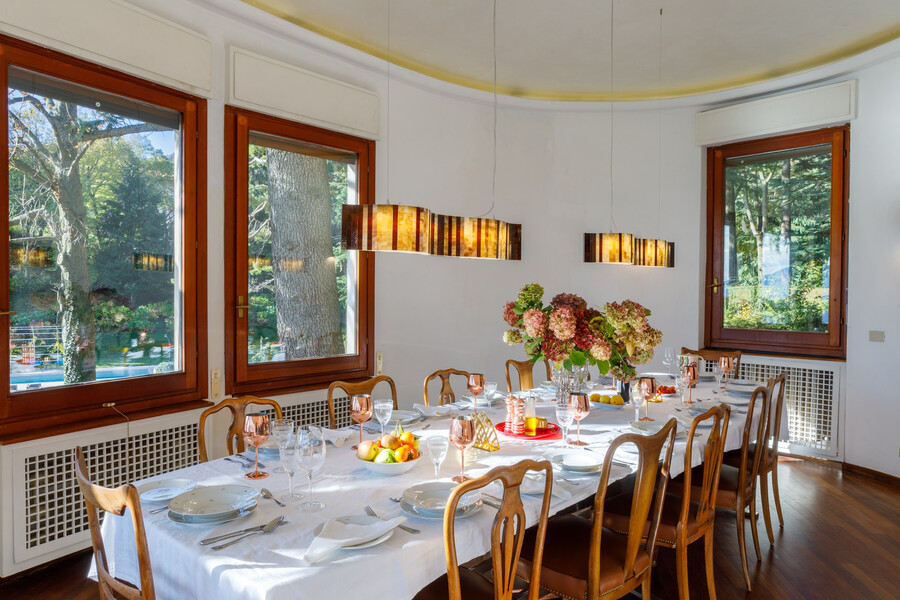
[668,463,751,511]
[602,492,703,546]
[517,515,651,600]
[413,567,495,600]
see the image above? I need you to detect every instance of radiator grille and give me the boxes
[263,397,351,429]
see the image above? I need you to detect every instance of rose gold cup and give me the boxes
[569,392,590,446]
[242,413,270,479]
[718,356,734,388]
[467,373,485,413]
[636,376,658,421]
[350,393,373,450]
[449,415,477,482]
[681,365,699,405]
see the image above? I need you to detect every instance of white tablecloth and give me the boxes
[94,380,774,600]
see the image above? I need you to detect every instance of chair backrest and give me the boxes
[75,446,155,600]
[423,368,471,406]
[680,347,742,376]
[505,359,551,392]
[590,419,677,599]
[327,375,397,429]
[737,385,770,496]
[443,459,553,600]
[764,372,787,467]
[678,404,731,530]
[197,396,283,462]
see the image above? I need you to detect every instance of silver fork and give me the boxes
[363,505,419,534]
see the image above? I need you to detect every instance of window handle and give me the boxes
[707,277,722,294]
[0,310,17,316]
[235,296,253,318]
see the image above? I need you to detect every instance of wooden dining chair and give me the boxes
[671,385,769,591]
[197,395,283,462]
[724,372,787,545]
[516,420,678,600]
[413,459,554,600]
[602,404,731,600]
[505,358,551,392]
[680,348,742,377]
[327,375,397,429]
[423,368,471,406]
[75,446,155,600]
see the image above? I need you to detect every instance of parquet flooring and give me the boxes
[0,457,897,600]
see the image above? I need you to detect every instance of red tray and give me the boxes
[495,422,562,440]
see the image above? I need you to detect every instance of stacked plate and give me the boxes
[137,479,197,503]
[399,482,482,519]
[166,485,259,524]
[544,449,605,473]
[382,409,422,428]
[462,392,504,409]
[257,439,281,456]
[726,379,760,397]
[630,420,687,439]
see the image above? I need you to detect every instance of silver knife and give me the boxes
[200,515,284,546]
[236,453,266,469]
[211,516,285,550]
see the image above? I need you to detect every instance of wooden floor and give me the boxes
[1,457,898,600]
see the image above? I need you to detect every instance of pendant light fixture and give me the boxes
[584,0,634,264]
[633,8,675,268]
[340,0,431,255]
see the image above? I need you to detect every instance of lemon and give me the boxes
[610,394,624,406]
[600,395,611,404]
[589,393,602,403]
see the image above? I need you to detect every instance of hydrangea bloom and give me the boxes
[516,283,545,309]
[548,308,576,340]
[503,301,519,327]
[589,339,612,361]
[550,293,587,312]
[542,333,574,363]
[522,308,547,338]
[503,329,523,345]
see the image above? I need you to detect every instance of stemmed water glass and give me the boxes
[242,413,270,480]
[297,427,326,512]
[467,373,485,411]
[569,392,590,447]
[279,432,304,504]
[662,347,675,377]
[713,364,725,392]
[374,399,393,436]
[427,436,449,480]
[681,364,699,405]
[555,397,575,446]
[350,394,373,450]
[719,356,734,388]
[270,418,294,473]
[449,415,476,482]
[630,385,646,423]
[483,381,498,404]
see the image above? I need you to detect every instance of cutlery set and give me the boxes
[225,454,267,469]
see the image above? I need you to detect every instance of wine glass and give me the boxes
[350,394,373,450]
[373,399,393,436]
[270,418,294,473]
[630,385,646,423]
[569,392,590,447]
[719,356,734,387]
[681,364,699,405]
[427,436,449,480]
[467,373,485,411]
[636,376,658,421]
[448,415,476,482]
[713,363,725,392]
[483,381,498,404]
[242,412,270,480]
[297,427,326,512]
[555,397,575,446]
[279,433,304,504]
[662,347,675,377]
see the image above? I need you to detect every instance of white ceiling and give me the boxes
[241,0,900,101]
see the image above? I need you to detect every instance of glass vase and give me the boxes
[552,363,590,403]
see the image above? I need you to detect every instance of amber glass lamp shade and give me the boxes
[583,232,634,264]
[430,214,521,260]
[340,204,431,254]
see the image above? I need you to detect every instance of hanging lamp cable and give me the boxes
[479,0,498,218]
[657,7,663,239]
[608,0,617,233]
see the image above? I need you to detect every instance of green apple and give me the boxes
[356,440,379,461]
[374,448,396,464]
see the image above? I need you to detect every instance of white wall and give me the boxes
[0,0,896,481]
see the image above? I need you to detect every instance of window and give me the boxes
[705,126,848,358]
[2,35,207,440]
[224,107,374,395]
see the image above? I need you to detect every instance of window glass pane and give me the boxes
[246,132,357,364]
[8,67,182,391]
[722,143,831,332]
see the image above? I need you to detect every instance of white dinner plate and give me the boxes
[543,449,605,473]
[462,392,504,408]
[698,373,716,381]
[540,381,555,389]
[400,498,482,520]
[257,439,281,456]
[722,393,752,406]
[381,410,421,428]
[168,485,259,519]
[727,380,760,394]
[312,515,394,549]
[590,400,625,410]
[630,421,687,439]
[401,481,482,517]
[166,502,257,525]
[138,479,197,503]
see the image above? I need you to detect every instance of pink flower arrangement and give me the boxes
[501,283,661,382]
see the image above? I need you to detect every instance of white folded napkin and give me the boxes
[303,517,405,564]
[309,426,355,448]
[413,403,452,418]
[511,478,573,502]
[669,413,692,431]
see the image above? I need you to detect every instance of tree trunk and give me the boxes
[725,183,738,283]
[267,149,342,359]
[780,159,792,285]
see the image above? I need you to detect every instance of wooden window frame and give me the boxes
[224,106,375,396]
[0,35,208,442]
[704,125,848,359]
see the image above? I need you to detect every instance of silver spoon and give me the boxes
[260,488,286,507]
[212,516,285,550]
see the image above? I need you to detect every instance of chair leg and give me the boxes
[759,469,775,545]
[748,496,762,562]
[675,543,690,600]
[704,530,717,600]
[771,462,784,528]
[641,577,652,599]
[735,503,752,591]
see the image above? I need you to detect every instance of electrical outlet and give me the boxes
[210,368,222,399]
[376,351,383,376]
[869,330,885,342]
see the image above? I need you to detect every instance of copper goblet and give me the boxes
[350,393,373,450]
[681,364,699,405]
[242,412,270,480]
[718,356,734,387]
[449,415,477,482]
[467,373,485,412]
[636,376,658,421]
[569,392,590,446]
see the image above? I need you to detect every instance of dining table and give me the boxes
[93,375,785,600]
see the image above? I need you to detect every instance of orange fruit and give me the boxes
[394,445,412,462]
[399,432,415,446]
